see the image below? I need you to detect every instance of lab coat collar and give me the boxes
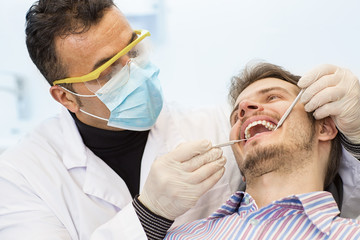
[61,108,88,169]
[139,103,185,192]
[59,108,132,208]
[83,147,132,207]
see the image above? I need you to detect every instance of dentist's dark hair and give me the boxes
[229,61,342,189]
[25,0,115,86]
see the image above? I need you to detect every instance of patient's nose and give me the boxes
[238,100,264,118]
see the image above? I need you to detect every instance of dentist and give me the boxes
[0,1,239,239]
[0,1,359,240]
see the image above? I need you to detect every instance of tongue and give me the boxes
[250,125,271,138]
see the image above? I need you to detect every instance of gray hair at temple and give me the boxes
[25,0,116,86]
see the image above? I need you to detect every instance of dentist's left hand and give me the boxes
[138,140,226,220]
[298,64,360,144]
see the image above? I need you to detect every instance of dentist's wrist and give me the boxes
[133,195,173,239]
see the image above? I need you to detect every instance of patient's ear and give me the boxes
[50,85,80,113]
[317,117,338,141]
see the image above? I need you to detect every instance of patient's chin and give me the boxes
[240,144,294,178]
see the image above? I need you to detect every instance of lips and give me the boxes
[240,116,278,141]
[244,120,276,139]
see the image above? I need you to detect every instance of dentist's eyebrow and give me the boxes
[92,31,137,71]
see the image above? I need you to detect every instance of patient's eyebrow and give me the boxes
[258,86,291,95]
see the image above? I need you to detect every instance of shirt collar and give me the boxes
[207,191,245,220]
[209,191,339,236]
[294,191,340,235]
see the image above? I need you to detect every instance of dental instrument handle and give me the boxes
[213,139,246,148]
[274,88,305,131]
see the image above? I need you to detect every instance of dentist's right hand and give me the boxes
[138,140,226,220]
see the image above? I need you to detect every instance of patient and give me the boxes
[165,63,360,239]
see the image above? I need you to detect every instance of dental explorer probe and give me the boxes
[273,88,305,131]
[213,139,246,148]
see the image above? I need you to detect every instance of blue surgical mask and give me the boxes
[62,61,163,131]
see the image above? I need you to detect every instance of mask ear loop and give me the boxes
[59,86,109,121]
[60,86,97,97]
[79,61,133,123]
[79,109,108,122]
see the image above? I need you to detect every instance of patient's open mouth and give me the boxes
[244,120,276,140]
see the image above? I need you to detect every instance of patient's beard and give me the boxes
[241,144,299,178]
[240,123,315,181]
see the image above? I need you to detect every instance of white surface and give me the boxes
[0,74,18,135]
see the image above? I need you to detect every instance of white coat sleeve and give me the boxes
[0,162,147,240]
[0,164,72,240]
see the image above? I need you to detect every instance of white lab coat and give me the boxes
[0,102,241,240]
[0,102,359,239]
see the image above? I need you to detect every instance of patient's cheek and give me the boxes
[230,121,241,140]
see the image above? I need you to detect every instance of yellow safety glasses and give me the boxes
[53,29,151,86]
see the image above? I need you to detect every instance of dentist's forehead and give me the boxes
[234,78,299,106]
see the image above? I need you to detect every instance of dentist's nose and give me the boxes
[238,100,264,118]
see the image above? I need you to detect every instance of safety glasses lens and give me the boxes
[84,39,150,93]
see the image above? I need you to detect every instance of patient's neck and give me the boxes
[244,159,324,209]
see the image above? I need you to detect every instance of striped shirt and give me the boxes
[165,191,360,240]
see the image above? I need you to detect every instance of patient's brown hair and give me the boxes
[228,62,342,188]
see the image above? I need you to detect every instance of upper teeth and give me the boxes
[244,120,276,140]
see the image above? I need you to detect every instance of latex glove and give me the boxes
[138,139,226,220]
[298,64,360,144]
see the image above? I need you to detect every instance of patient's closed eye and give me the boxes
[267,94,281,102]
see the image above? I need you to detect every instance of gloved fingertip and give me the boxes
[297,82,305,89]
[312,111,320,120]
[298,76,311,88]
[312,110,328,120]
[299,95,307,104]
[214,147,223,155]
[207,148,223,161]
[304,103,314,113]
[300,91,312,104]
[200,139,212,149]
[217,156,226,165]
[218,167,226,176]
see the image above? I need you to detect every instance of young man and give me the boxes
[164,62,360,239]
[0,0,359,239]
